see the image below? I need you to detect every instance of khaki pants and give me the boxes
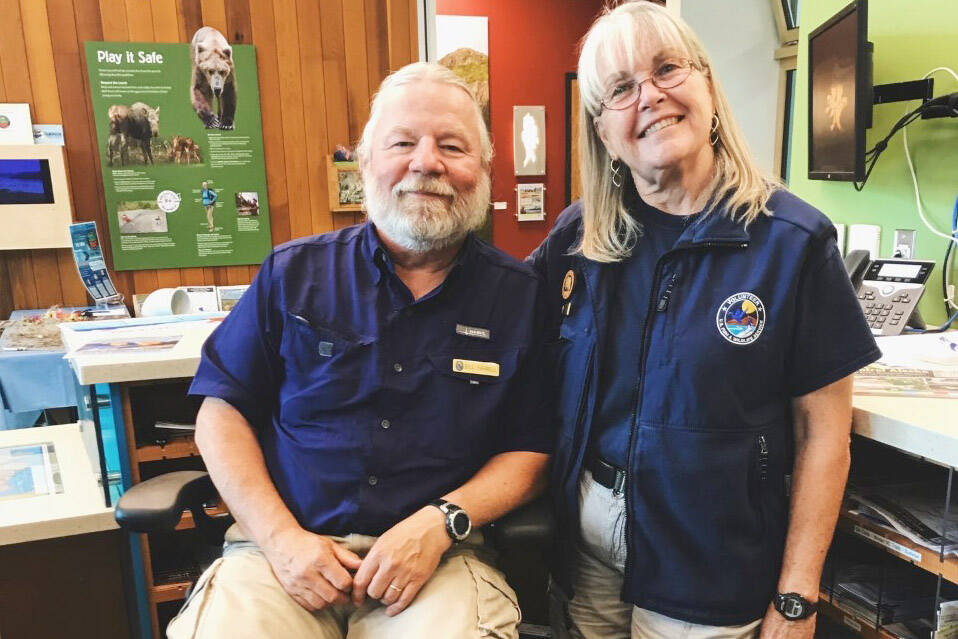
[167,525,520,639]
[551,470,762,639]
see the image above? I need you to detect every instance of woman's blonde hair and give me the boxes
[576,1,777,262]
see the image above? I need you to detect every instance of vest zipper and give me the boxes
[621,238,749,587]
[758,434,769,481]
[656,272,678,312]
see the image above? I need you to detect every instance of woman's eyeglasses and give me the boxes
[600,59,695,112]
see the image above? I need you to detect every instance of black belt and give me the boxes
[587,456,627,493]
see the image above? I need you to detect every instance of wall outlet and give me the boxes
[847,224,882,259]
[893,229,916,259]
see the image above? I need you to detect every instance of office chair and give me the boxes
[115,471,554,637]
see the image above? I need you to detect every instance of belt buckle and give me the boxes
[612,469,626,496]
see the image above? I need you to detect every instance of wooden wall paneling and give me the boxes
[225,0,253,43]
[342,0,372,228]
[150,0,182,43]
[1,0,420,313]
[20,0,88,308]
[385,0,412,72]
[0,0,41,310]
[178,0,204,37]
[272,0,313,241]
[294,0,333,238]
[319,0,353,232]
[0,254,12,319]
[249,0,291,248]
[364,0,389,100]
[200,0,229,32]
[342,1,371,145]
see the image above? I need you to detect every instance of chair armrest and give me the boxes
[486,495,554,550]
[115,470,217,533]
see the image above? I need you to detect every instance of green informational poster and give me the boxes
[84,32,271,271]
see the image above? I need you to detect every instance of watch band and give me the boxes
[428,499,471,543]
[774,593,817,620]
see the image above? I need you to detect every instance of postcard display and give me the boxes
[84,34,271,270]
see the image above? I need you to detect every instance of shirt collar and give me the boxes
[360,222,477,285]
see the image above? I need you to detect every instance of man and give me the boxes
[201,180,217,232]
[170,62,552,638]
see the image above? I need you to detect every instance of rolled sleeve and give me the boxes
[189,253,282,427]
[786,233,882,397]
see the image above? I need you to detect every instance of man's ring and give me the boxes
[388,584,403,592]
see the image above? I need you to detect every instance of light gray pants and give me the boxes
[552,469,762,639]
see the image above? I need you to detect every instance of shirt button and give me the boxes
[393,362,403,373]
[380,419,390,429]
[367,475,378,486]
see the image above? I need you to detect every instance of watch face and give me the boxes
[780,595,806,619]
[451,511,470,537]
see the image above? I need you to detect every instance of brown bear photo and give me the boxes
[190,26,236,130]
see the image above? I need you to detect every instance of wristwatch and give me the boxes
[773,593,817,620]
[429,499,471,543]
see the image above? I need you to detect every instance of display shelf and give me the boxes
[817,592,897,639]
[136,438,200,463]
[150,581,191,604]
[837,508,958,583]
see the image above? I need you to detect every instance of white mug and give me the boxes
[141,288,190,317]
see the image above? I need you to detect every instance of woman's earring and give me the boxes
[709,112,720,146]
[610,158,623,188]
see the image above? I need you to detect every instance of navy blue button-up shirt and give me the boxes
[190,223,552,537]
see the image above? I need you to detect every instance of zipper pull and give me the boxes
[656,273,678,312]
[758,435,769,481]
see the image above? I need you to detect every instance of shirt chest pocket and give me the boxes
[279,313,375,419]
[421,346,523,456]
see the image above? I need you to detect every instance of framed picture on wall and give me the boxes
[326,156,363,212]
[565,73,582,205]
[517,183,545,222]
[514,106,546,177]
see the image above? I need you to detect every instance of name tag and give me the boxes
[452,358,500,377]
[455,324,491,340]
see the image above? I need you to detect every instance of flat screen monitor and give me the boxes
[0,159,55,205]
[808,0,870,181]
[0,145,73,249]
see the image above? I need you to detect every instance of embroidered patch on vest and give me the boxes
[716,292,766,345]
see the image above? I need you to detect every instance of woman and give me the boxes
[528,3,880,638]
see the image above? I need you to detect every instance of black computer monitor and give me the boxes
[808,0,871,181]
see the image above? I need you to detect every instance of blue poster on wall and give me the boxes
[69,221,119,302]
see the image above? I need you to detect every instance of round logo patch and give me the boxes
[156,190,181,213]
[0,115,9,129]
[716,292,766,345]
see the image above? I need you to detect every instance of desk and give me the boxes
[852,395,956,468]
[0,423,115,545]
[0,424,132,639]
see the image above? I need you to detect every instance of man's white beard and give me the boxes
[364,172,490,253]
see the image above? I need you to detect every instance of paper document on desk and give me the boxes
[0,442,63,501]
[59,313,224,357]
[847,482,958,556]
[855,334,958,397]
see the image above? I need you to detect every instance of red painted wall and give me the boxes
[437,0,604,260]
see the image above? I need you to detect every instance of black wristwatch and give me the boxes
[429,499,471,543]
[774,593,817,620]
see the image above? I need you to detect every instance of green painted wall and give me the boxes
[789,0,958,325]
